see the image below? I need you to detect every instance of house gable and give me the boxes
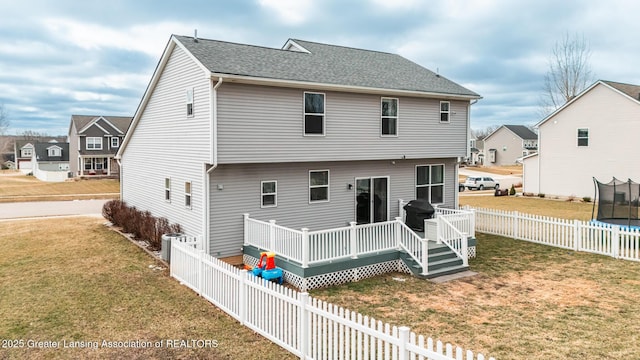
[534,80,640,198]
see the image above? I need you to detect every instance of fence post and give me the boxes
[198,249,204,296]
[395,217,403,250]
[239,269,247,325]
[612,225,620,258]
[298,292,309,359]
[462,233,469,267]
[243,213,250,245]
[349,221,358,259]
[574,219,581,251]
[269,220,276,251]
[470,208,476,239]
[301,228,309,268]
[398,199,404,222]
[513,211,519,239]
[436,217,442,244]
[398,326,410,360]
[421,240,429,276]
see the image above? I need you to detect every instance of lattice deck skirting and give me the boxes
[244,255,411,292]
[243,246,476,292]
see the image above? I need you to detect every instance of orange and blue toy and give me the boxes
[249,251,283,284]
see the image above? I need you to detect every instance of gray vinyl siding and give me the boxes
[216,83,468,164]
[484,127,526,166]
[209,158,457,257]
[68,122,79,175]
[121,45,211,237]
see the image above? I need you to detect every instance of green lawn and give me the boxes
[311,234,640,359]
[460,195,595,220]
[0,217,294,359]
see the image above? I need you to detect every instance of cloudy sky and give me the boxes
[1,0,639,136]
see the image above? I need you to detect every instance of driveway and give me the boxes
[459,168,522,190]
[0,199,107,220]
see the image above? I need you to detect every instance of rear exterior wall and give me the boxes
[209,158,457,257]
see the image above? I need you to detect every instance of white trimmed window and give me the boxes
[304,92,325,135]
[185,181,192,208]
[261,180,277,208]
[416,164,445,204]
[86,137,103,150]
[111,137,119,148]
[21,148,33,157]
[309,170,329,203]
[381,97,398,136]
[186,88,194,117]
[577,128,589,147]
[84,158,107,171]
[47,147,61,157]
[165,178,171,202]
[440,101,450,123]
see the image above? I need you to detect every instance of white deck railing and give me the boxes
[244,214,416,268]
[244,203,474,270]
[436,216,469,267]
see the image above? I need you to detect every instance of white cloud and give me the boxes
[42,18,191,57]
[257,0,315,26]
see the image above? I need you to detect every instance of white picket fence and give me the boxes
[170,240,494,360]
[470,207,640,261]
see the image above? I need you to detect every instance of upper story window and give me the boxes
[111,137,119,148]
[577,128,589,147]
[440,101,450,123]
[416,164,444,204]
[261,180,277,208]
[21,147,33,157]
[165,178,171,202]
[381,98,398,136]
[47,147,61,157]
[86,137,103,150]
[304,92,325,135]
[185,181,192,209]
[309,170,329,203]
[186,88,194,117]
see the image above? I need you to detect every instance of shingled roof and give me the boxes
[174,35,480,98]
[603,80,640,100]
[503,125,537,140]
[70,115,133,135]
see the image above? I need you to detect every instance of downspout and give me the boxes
[116,158,123,196]
[204,77,223,255]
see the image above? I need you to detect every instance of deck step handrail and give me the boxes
[396,219,429,275]
[436,216,469,267]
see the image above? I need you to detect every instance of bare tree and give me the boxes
[472,125,499,140]
[19,130,50,141]
[0,104,8,136]
[0,105,11,154]
[540,33,594,117]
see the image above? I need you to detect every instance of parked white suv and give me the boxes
[464,176,500,190]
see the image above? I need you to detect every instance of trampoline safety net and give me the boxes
[593,177,640,227]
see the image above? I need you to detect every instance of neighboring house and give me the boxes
[483,125,537,166]
[2,153,15,169]
[14,137,65,174]
[524,80,640,198]
[68,115,133,177]
[31,141,70,182]
[117,35,480,258]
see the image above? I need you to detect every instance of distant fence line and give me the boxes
[469,206,640,261]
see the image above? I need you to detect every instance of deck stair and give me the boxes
[400,241,469,279]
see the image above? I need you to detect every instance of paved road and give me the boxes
[0,199,108,220]
[459,168,522,190]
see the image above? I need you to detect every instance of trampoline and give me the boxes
[592,177,640,229]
